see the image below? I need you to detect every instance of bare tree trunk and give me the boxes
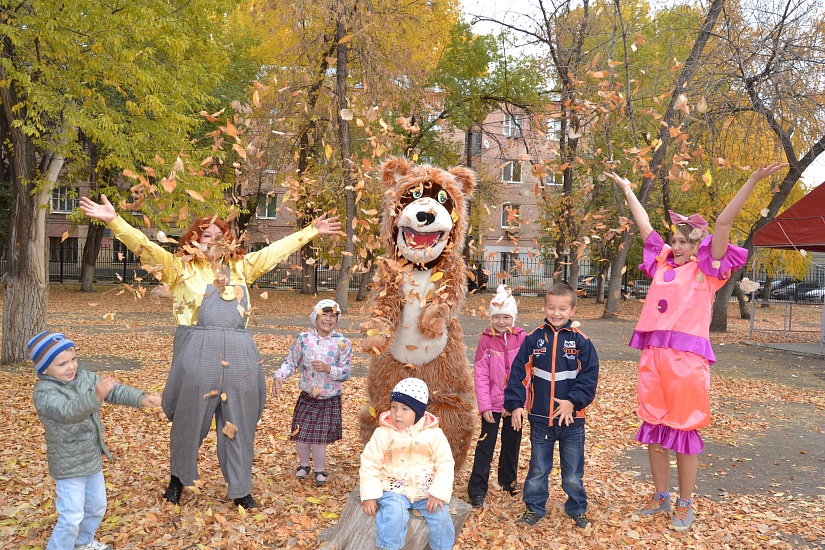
[1,133,49,364]
[334,5,356,311]
[603,0,726,317]
[301,244,317,294]
[80,141,101,292]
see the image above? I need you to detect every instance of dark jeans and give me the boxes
[522,420,587,518]
[467,412,522,498]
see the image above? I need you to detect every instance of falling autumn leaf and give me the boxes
[222,421,237,439]
[203,390,219,399]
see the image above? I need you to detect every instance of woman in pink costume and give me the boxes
[606,163,786,530]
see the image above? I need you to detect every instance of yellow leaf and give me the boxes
[429,271,444,282]
[369,406,377,418]
[306,496,322,504]
[321,511,340,519]
[338,34,352,44]
[703,169,712,187]
[325,143,333,160]
[366,329,379,337]
[186,189,205,202]
[61,230,69,242]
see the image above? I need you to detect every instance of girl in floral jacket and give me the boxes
[272,299,352,487]
[467,285,526,508]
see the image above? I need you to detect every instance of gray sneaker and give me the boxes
[517,509,541,526]
[671,498,695,531]
[633,491,671,519]
[574,514,590,529]
[74,541,112,550]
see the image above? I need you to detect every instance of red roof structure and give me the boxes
[753,182,825,252]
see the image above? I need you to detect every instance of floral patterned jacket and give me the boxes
[360,411,454,504]
[273,329,352,399]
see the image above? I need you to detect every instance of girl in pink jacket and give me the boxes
[467,285,526,508]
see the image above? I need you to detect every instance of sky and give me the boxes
[459,0,825,188]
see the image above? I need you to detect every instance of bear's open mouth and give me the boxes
[402,228,444,249]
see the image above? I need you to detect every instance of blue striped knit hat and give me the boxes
[390,377,429,423]
[28,330,75,374]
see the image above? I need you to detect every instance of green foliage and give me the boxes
[0,0,248,230]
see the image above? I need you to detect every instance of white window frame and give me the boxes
[501,160,522,183]
[502,114,523,138]
[257,194,278,220]
[51,186,78,214]
[547,118,562,141]
[501,202,521,229]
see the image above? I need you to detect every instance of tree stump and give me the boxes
[318,486,472,549]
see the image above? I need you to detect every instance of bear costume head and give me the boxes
[380,157,475,268]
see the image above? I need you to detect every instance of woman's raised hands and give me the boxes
[79,194,116,224]
[312,213,342,235]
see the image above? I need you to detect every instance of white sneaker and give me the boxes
[74,541,112,550]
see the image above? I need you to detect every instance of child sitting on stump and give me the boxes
[359,378,455,550]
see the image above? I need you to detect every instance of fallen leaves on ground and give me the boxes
[0,285,822,548]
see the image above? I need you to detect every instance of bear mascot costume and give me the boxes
[359,157,476,471]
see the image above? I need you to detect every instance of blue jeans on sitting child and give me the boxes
[376,491,455,550]
[522,421,587,519]
[47,470,107,550]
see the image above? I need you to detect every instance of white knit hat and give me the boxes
[310,299,341,324]
[391,378,429,422]
[489,284,517,321]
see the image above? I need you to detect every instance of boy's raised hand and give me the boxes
[360,499,377,516]
[141,393,162,408]
[95,376,117,402]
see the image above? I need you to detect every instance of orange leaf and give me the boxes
[203,390,219,399]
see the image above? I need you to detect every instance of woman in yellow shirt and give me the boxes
[80,195,340,509]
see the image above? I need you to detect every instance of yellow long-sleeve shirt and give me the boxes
[109,216,318,326]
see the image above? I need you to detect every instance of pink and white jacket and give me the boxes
[360,411,454,504]
[474,326,526,414]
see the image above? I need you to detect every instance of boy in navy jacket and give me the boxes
[504,283,599,529]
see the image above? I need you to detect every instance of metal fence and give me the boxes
[4,244,824,303]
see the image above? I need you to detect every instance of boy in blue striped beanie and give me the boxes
[30,330,161,550]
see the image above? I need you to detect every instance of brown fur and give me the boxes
[358,158,477,472]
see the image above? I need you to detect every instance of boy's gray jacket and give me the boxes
[33,367,145,479]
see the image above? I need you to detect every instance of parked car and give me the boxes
[770,282,821,302]
[629,279,651,299]
[577,275,628,300]
[760,277,795,299]
[803,287,825,302]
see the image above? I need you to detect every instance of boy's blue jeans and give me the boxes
[522,421,587,519]
[375,491,455,550]
[47,470,107,550]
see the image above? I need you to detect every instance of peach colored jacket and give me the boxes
[360,411,454,504]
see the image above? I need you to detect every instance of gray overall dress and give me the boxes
[161,274,266,499]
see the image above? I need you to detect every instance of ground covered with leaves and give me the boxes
[1,286,823,548]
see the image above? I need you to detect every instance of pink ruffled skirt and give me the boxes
[636,347,709,455]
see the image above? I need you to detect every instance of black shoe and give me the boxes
[233,494,258,509]
[501,482,520,496]
[518,509,541,526]
[574,514,590,529]
[470,495,485,508]
[163,475,183,504]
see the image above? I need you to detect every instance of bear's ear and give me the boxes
[381,157,411,188]
[448,166,476,197]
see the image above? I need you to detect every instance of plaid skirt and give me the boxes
[290,391,343,445]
